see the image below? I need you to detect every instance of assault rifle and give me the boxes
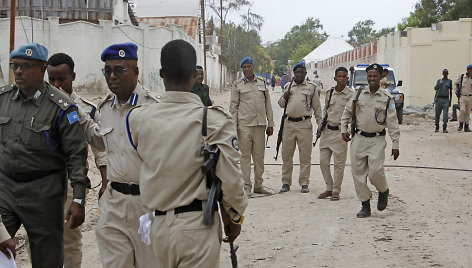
[274,77,294,160]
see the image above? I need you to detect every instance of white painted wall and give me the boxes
[315,18,472,107]
[0,16,226,95]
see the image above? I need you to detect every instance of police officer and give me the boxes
[0,215,15,259]
[318,67,354,200]
[78,43,157,267]
[127,39,248,267]
[455,64,472,132]
[47,52,108,268]
[0,43,89,267]
[341,63,400,218]
[191,65,212,106]
[278,62,322,193]
[433,69,453,133]
[230,57,274,196]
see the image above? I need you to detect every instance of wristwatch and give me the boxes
[73,199,86,206]
[230,213,245,225]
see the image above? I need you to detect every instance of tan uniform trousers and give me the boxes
[281,121,313,186]
[151,211,221,268]
[237,125,266,190]
[96,184,155,268]
[319,129,348,193]
[350,134,388,202]
[63,184,83,268]
[459,95,472,124]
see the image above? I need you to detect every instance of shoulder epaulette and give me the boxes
[47,84,75,111]
[380,88,393,97]
[144,89,161,103]
[97,93,114,109]
[232,78,244,86]
[79,95,98,109]
[0,84,16,96]
[256,76,266,82]
[209,105,232,119]
[306,81,316,86]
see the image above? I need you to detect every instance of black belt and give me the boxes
[7,170,59,183]
[461,94,472,97]
[327,124,339,130]
[355,128,386,137]
[110,182,140,195]
[436,96,449,99]
[287,115,311,122]
[155,199,212,216]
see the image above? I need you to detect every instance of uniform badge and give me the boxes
[231,137,239,151]
[119,50,126,57]
[25,49,33,56]
[67,111,80,124]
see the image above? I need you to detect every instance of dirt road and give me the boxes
[16,88,472,267]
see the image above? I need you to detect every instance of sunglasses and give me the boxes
[10,62,44,71]
[102,67,130,77]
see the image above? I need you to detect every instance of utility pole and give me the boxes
[201,0,208,84]
[9,0,16,84]
[219,0,223,92]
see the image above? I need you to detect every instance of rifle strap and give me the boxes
[352,87,363,117]
[202,106,209,147]
[324,87,335,116]
[282,80,294,119]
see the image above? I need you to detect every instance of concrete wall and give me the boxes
[0,16,227,95]
[315,18,472,107]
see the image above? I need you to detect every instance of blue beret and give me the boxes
[240,57,254,68]
[10,42,48,62]
[467,64,472,69]
[366,63,383,73]
[101,42,138,62]
[293,62,306,71]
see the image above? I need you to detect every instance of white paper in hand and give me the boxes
[138,213,152,245]
[0,249,17,268]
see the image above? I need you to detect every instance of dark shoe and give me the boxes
[465,124,471,132]
[377,189,389,211]
[443,125,448,133]
[279,184,290,193]
[318,190,332,199]
[301,185,309,193]
[254,187,271,194]
[435,126,439,132]
[357,200,371,218]
[458,122,463,131]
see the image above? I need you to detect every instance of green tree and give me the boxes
[207,0,270,79]
[398,0,472,30]
[266,17,327,74]
[348,20,376,46]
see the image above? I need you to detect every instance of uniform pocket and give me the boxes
[0,116,11,152]
[24,121,52,151]
[98,127,114,153]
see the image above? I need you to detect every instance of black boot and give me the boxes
[357,200,371,218]
[465,124,471,132]
[443,125,448,133]
[435,125,439,132]
[458,122,463,131]
[378,189,389,211]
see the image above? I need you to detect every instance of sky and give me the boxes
[227,0,419,43]
[134,0,420,43]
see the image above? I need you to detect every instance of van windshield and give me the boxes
[353,70,396,87]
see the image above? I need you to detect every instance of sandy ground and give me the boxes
[15,87,472,268]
